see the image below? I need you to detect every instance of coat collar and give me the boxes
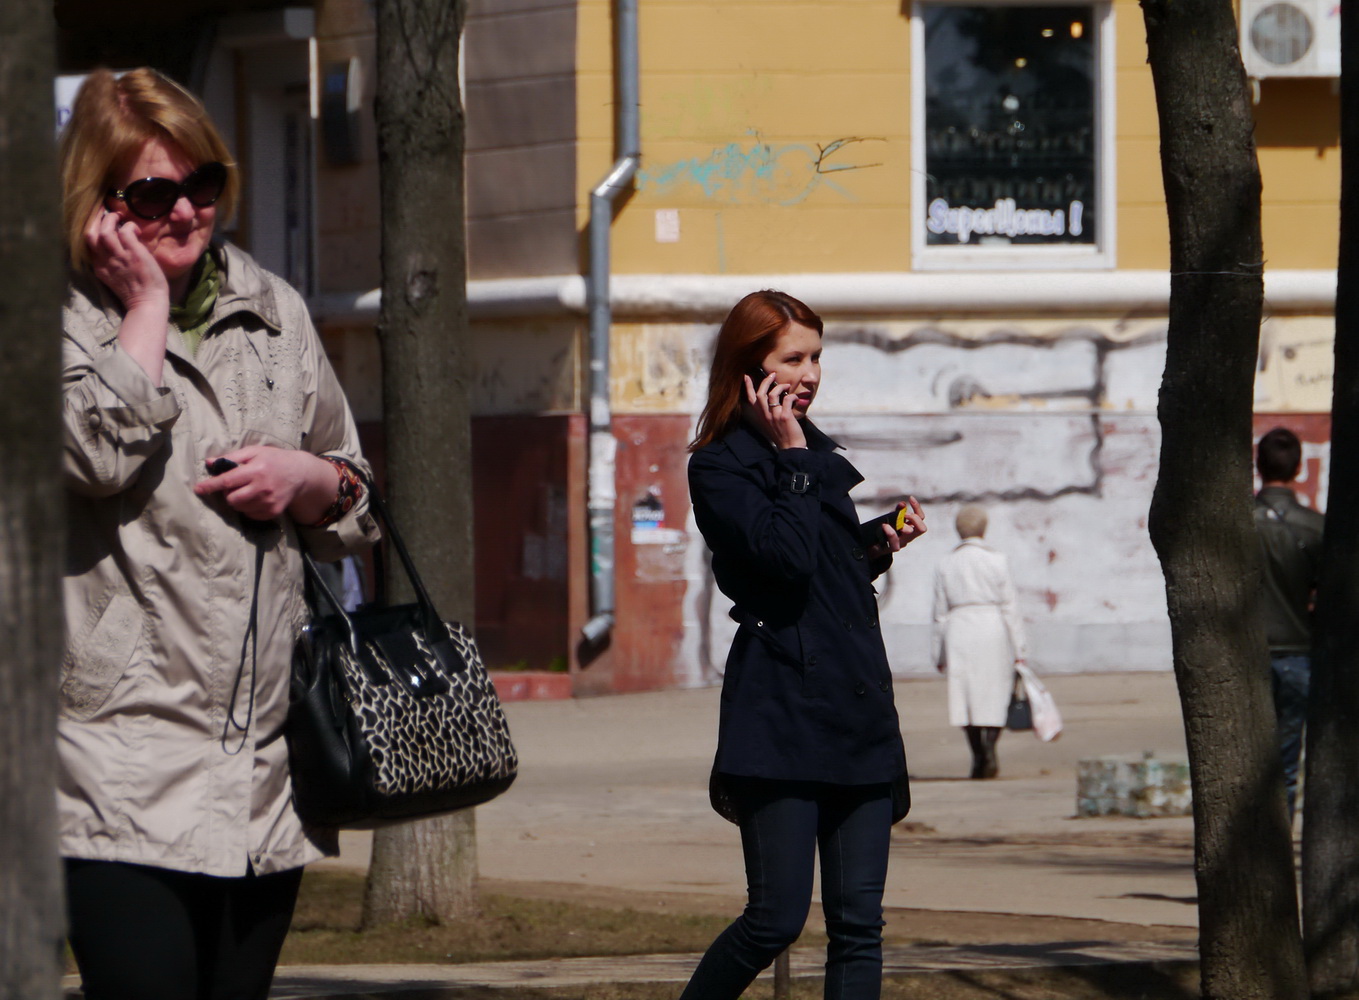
[723,417,842,468]
[720,419,863,510]
[1257,485,1301,506]
[71,240,282,351]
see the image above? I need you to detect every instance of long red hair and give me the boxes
[689,290,824,452]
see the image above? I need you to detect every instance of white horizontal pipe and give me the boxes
[309,270,1338,324]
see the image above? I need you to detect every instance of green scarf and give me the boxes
[170,252,221,357]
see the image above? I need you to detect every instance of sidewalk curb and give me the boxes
[258,940,1199,998]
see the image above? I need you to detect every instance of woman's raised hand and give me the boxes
[86,208,172,385]
[743,371,807,450]
[85,208,169,311]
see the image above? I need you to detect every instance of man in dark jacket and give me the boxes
[1253,426,1325,821]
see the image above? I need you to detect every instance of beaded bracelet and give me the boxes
[309,456,365,527]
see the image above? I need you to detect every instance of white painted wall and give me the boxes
[672,312,1331,684]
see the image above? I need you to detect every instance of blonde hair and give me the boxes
[59,68,238,272]
[956,504,988,539]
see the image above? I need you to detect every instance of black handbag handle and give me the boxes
[302,551,358,651]
[301,474,447,655]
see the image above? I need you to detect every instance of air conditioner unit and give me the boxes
[1240,0,1340,78]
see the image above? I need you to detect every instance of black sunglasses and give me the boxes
[106,161,227,221]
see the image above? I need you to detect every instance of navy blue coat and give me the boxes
[689,419,908,786]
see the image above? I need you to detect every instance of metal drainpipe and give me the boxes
[581,0,640,648]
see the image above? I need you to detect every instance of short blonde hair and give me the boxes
[956,504,988,539]
[59,68,238,272]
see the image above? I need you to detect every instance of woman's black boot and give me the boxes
[965,726,985,779]
[979,726,1001,779]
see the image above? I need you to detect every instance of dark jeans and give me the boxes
[1270,652,1311,820]
[680,778,893,1000]
[65,859,303,1000]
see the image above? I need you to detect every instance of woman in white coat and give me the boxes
[932,505,1026,779]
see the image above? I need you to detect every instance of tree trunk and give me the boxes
[364,0,479,924]
[362,810,478,927]
[1140,0,1309,996]
[1301,0,1359,990]
[0,4,67,998]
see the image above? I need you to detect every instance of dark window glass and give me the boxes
[923,5,1097,248]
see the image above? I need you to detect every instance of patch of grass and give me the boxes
[280,870,738,966]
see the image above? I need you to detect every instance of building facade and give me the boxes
[57,0,1338,693]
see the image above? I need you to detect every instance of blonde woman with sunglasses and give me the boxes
[58,68,378,1000]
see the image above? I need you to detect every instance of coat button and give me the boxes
[879,680,891,692]
[808,656,818,667]
[867,618,878,629]
[86,410,102,430]
[851,547,865,560]
[755,620,764,628]
[842,619,853,630]
[855,682,866,696]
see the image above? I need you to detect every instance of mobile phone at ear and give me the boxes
[206,458,238,476]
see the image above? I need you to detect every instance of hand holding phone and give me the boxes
[864,498,926,548]
[865,505,910,534]
[205,457,238,476]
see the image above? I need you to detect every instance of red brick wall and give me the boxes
[471,415,586,673]
[362,412,694,694]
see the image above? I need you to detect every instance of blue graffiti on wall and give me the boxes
[637,136,883,206]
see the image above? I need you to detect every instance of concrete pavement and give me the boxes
[267,938,1199,997]
[252,670,1204,996]
[320,669,1198,929]
[62,671,1201,997]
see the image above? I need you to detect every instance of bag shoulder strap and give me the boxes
[303,474,448,646]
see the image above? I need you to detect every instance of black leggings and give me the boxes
[65,859,303,1000]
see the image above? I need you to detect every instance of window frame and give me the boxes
[910,0,1117,271]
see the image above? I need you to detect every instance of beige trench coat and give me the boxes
[59,241,378,877]
[931,538,1027,728]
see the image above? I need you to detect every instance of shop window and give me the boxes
[912,2,1114,269]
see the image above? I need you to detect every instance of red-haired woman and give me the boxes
[683,290,926,999]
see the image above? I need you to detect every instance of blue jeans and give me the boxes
[1270,653,1311,820]
[680,778,893,1000]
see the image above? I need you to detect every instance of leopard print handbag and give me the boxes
[286,485,518,828]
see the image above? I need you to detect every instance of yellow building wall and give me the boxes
[1113,0,1169,269]
[578,0,912,275]
[579,0,1338,276]
[1255,79,1340,271]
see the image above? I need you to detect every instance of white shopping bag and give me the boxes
[1015,663,1062,742]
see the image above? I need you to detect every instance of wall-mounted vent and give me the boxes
[1240,0,1340,78]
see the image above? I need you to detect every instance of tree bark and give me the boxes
[1140,0,1309,996]
[1301,0,1359,990]
[0,4,67,998]
[364,0,479,924]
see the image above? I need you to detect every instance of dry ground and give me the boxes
[277,870,1199,999]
